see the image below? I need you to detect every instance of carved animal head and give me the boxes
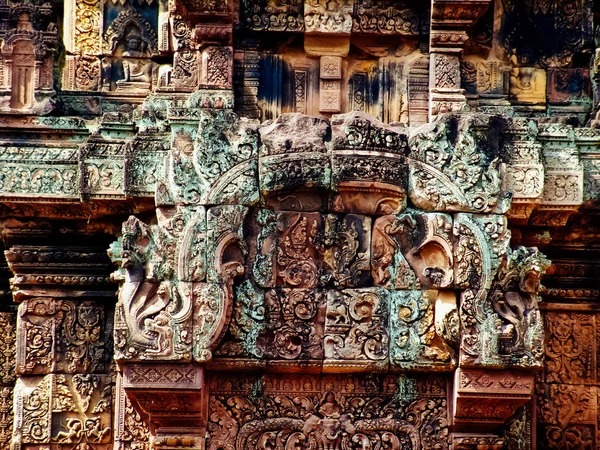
[516,247,551,293]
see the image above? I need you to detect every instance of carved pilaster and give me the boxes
[429,0,492,119]
[63,0,103,92]
[2,222,117,449]
[503,118,544,224]
[530,124,584,227]
[453,368,535,431]
[122,364,207,450]
[0,4,58,114]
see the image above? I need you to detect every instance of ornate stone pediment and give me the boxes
[0,1,599,448]
[100,109,554,447]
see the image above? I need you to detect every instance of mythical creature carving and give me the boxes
[372,210,453,290]
[409,114,511,214]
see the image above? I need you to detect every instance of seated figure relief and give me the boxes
[120,27,152,85]
[101,10,158,93]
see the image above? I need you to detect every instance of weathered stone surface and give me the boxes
[453,213,511,291]
[453,368,534,431]
[1,0,599,447]
[274,211,324,289]
[459,246,550,369]
[262,288,325,370]
[12,373,113,446]
[323,213,371,288]
[207,372,449,449]
[372,210,454,290]
[323,288,389,373]
[194,110,259,206]
[259,114,331,205]
[409,114,511,214]
[389,290,456,372]
[330,112,409,215]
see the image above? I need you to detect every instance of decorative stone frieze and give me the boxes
[0,0,598,447]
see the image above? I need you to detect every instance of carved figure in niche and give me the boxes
[509,68,546,104]
[102,9,158,92]
[121,26,152,84]
[115,25,153,91]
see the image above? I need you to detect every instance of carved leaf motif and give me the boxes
[324,288,389,371]
[409,115,510,214]
[208,374,448,450]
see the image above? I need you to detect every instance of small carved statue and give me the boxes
[510,67,546,103]
[492,247,550,357]
[102,9,158,92]
[121,27,152,84]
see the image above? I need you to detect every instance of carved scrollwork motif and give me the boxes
[409,115,510,214]
[324,288,389,372]
[456,214,549,369]
[352,0,421,35]
[97,110,561,447]
[389,290,456,371]
[372,210,453,290]
[240,0,304,32]
[207,373,449,450]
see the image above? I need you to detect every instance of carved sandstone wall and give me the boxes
[0,1,599,450]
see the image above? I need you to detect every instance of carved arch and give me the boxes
[103,9,159,54]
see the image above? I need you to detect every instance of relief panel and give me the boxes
[207,372,449,450]
[323,288,389,373]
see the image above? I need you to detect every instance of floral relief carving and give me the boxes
[74,0,102,54]
[207,373,449,450]
[90,110,563,447]
[324,288,389,372]
[409,115,510,214]
[544,312,594,384]
[0,0,598,443]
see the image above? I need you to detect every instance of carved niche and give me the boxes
[102,9,158,93]
[0,5,58,114]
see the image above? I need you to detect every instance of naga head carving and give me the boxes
[517,247,551,293]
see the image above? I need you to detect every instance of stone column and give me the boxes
[3,222,117,450]
[0,242,16,450]
[429,0,491,119]
[304,0,354,115]
[529,124,584,227]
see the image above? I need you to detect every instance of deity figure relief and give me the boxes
[102,10,158,92]
[120,26,152,84]
[509,67,546,103]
